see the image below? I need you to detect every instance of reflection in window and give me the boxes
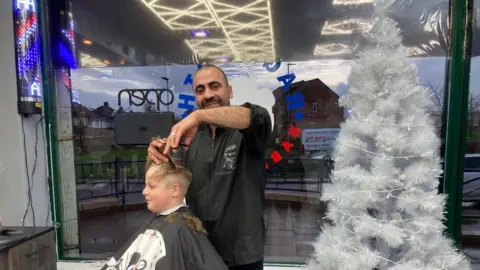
[465,155,480,171]
[65,55,449,262]
[461,4,480,263]
[52,0,460,264]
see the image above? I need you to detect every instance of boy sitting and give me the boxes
[101,156,227,270]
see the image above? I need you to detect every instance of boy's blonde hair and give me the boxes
[144,158,206,234]
[145,158,192,195]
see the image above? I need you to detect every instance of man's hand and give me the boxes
[147,138,169,164]
[164,112,201,155]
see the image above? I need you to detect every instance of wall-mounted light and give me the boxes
[13,0,43,115]
[83,38,93,45]
[215,55,230,63]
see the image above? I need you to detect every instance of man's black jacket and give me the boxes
[181,102,272,267]
[100,207,227,270]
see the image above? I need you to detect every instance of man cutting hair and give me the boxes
[147,64,271,270]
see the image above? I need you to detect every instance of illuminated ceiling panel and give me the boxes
[313,43,358,56]
[141,0,275,62]
[406,47,428,57]
[332,0,374,5]
[80,52,107,67]
[321,19,372,35]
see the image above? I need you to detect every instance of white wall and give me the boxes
[0,0,50,226]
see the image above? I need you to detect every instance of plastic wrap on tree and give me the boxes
[388,0,479,56]
[305,0,471,269]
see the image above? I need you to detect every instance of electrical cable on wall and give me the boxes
[41,119,52,226]
[21,115,44,227]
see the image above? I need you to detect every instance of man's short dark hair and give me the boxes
[193,64,229,87]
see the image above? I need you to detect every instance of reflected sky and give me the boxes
[71,57,480,115]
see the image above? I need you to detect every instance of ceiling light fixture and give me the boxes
[406,47,428,57]
[202,0,238,58]
[313,43,358,56]
[192,29,210,38]
[321,19,372,35]
[79,52,107,67]
[215,55,231,63]
[140,0,275,62]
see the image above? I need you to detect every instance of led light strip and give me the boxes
[141,0,275,62]
[266,0,276,60]
[313,43,358,56]
[321,19,373,35]
[80,52,107,67]
[202,0,238,58]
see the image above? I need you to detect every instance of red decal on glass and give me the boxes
[289,126,301,137]
[282,141,294,153]
[270,151,283,163]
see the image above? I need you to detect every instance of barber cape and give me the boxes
[101,206,228,270]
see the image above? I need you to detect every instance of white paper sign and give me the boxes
[301,128,340,151]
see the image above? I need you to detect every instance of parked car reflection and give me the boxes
[464,154,480,209]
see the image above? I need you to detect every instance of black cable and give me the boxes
[21,116,35,227]
[42,119,52,226]
[31,116,44,223]
[21,116,44,227]
[46,176,52,226]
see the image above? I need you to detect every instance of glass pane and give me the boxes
[461,0,480,263]
[55,0,450,264]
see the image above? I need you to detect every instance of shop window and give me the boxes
[46,0,462,265]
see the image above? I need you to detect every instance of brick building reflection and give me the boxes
[272,78,344,143]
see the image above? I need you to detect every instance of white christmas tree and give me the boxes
[306,1,471,270]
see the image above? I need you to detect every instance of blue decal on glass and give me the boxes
[178,94,195,118]
[178,94,195,110]
[184,65,203,85]
[277,73,296,89]
[180,110,191,119]
[293,111,304,121]
[286,92,305,111]
[263,61,281,72]
[183,74,193,85]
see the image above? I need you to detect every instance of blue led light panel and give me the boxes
[13,0,43,98]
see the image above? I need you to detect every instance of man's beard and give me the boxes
[200,97,225,109]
